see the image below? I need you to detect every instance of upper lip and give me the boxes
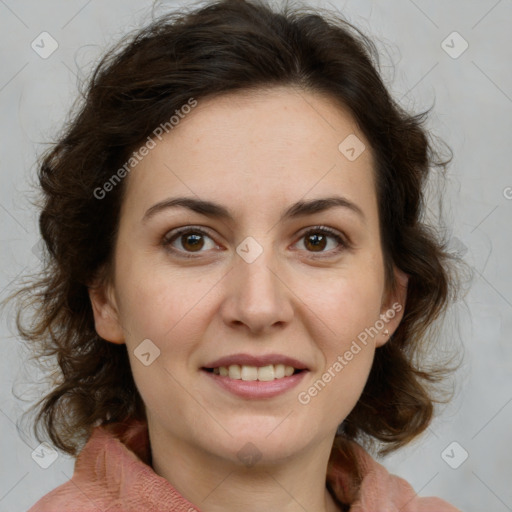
[203,353,309,370]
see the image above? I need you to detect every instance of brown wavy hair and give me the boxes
[8,0,468,461]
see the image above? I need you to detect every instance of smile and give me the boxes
[207,364,300,381]
[202,367,308,399]
[201,353,309,398]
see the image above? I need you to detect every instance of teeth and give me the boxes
[274,364,285,379]
[241,365,258,381]
[257,364,274,381]
[213,364,298,381]
[228,364,241,379]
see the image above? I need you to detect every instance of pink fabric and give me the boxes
[327,439,462,511]
[28,420,461,512]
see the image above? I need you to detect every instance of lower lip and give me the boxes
[202,369,308,399]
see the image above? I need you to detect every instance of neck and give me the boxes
[148,425,341,512]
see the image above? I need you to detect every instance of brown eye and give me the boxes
[163,227,218,258]
[180,232,205,252]
[304,232,328,252]
[297,227,348,256]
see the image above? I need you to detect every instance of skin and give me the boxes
[89,85,408,512]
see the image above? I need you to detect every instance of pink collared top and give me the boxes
[28,420,462,512]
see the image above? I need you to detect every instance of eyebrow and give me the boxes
[142,195,366,224]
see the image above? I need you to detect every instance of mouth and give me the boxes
[202,364,305,382]
[201,354,310,398]
[201,364,308,399]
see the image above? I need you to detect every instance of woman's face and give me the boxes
[90,86,407,465]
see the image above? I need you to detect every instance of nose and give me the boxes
[220,242,294,335]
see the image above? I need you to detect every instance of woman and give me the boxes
[12,0,464,510]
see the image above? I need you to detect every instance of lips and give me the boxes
[201,353,310,397]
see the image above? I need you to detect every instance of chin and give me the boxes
[201,419,313,465]
[213,439,302,468]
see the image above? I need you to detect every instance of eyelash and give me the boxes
[162,225,350,259]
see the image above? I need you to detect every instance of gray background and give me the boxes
[1,1,511,511]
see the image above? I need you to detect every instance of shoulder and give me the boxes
[390,473,462,511]
[26,421,191,512]
[27,480,97,512]
[26,476,141,512]
[328,438,462,511]
[26,426,129,512]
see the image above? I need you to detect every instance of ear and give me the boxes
[88,276,125,345]
[376,266,409,348]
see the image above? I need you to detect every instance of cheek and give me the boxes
[115,270,210,414]
[304,269,384,348]
[303,289,381,419]
[114,256,218,357]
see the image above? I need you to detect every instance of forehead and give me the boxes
[120,86,378,226]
